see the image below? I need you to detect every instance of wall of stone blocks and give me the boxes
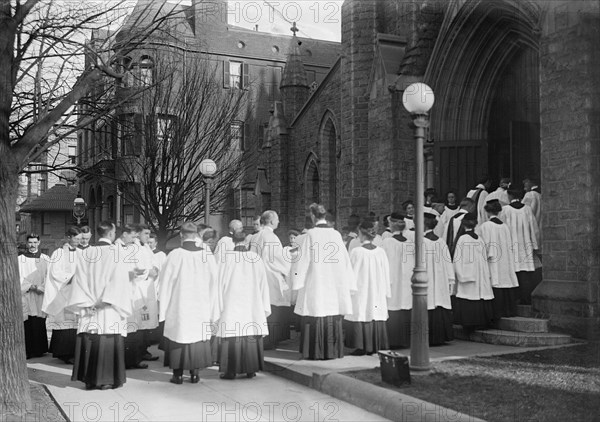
[534,0,600,339]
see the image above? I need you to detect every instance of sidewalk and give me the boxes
[263,332,582,422]
[26,345,389,422]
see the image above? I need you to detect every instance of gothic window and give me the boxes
[224,61,249,89]
[230,121,246,151]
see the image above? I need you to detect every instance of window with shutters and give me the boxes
[224,61,249,89]
[230,121,245,151]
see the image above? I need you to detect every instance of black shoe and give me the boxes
[246,372,256,379]
[220,373,235,380]
[350,349,366,356]
[142,353,159,361]
[129,362,148,369]
[190,374,200,383]
[66,358,75,365]
[212,361,220,366]
[85,383,95,390]
[169,376,183,385]
[99,385,113,390]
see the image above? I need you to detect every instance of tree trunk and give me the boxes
[0,156,31,415]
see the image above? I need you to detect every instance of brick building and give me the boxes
[265,0,599,339]
[77,0,339,235]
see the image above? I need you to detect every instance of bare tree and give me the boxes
[113,54,250,246]
[0,0,184,413]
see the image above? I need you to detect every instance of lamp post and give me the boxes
[402,82,435,372]
[199,158,217,225]
[73,195,87,226]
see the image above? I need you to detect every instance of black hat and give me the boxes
[390,212,405,221]
[484,199,502,214]
[463,212,478,222]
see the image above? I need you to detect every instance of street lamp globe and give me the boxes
[402,82,435,115]
[199,159,217,177]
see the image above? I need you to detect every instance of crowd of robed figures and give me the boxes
[18,176,541,390]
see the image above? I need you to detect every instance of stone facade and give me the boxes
[267,0,599,339]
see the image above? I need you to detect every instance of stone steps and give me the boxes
[497,316,549,333]
[453,325,572,347]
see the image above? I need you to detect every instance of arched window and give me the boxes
[138,56,154,86]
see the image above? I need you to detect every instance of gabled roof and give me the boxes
[19,184,79,213]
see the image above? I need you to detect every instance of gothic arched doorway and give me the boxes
[426,0,541,196]
[304,156,320,206]
[319,111,338,214]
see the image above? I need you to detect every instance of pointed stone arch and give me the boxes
[303,152,320,206]
[318,109,339,214]
[425,0,542,196]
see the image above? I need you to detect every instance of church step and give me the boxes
[453,325,572,347]
[516,305,534,318]
[497,316,549,333]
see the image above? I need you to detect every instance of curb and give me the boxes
[265,359,484,422]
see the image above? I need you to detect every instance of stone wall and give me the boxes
[534,0,600,339]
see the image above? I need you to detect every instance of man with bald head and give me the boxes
[214,219,244,260]
[249,210,291,349]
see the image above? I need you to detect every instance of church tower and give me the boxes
[279,23,310,123]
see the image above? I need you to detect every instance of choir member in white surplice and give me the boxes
[381,215,393,240]
[114,225,147,369]
[77,225,92,250]
[42,227,82,364]
[501,189,540,305]
[248,210,291,349]
[486,178,511,206]
[291,203,357,360]
[214,231,271,380]
[478,200,520,319]
[214,219,243,258]
[159,222,218,384]
[134,224,160,362]
[381,213,415,349]
[147,232,167,345]
[67,221,132,390]
[523,178,541,228]
[443,197,476,261]
[344,220,391,355]
[402,200,415,233]
[348,216,383,252]
[19,233,50,359]
[467,176,492,225]
[452,213,495,331]
[435,191,460,239]
[422,213,455,345]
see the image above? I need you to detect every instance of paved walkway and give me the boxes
[26,345,389,422]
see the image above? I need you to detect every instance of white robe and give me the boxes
[381,230,393,240]
[42,245,78,330]
[214,235,234,261]
[442,209,468,248]
[66,243,133,336]
[290,224,357,317]
[159,244,218,344]
[486,187,510,206]
[477,218,519,288]
[345,245,391,322]
[347,234,383,253]
[453,234,494,300]
[467,184,489,225]
[500,202,540,272]
[436,206,460,239]
[381,233,415,311]
[151,250,167,297]
[523,190,541,229]
[423,234,454,310]
[403,217,415,234]
[248,226,291,306]
[214,250,271,338]
[19,253,50,320]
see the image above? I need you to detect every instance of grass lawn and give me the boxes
[343,342,600,422]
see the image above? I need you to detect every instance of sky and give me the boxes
[158,1,343,42]
[227,1,342,42]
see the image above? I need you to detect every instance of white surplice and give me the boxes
[477,218,519,288]
[381,232,415,311]
[486,187,510,206]
[158,242,218,344]
[453,233,494,300]
[42,245,79,329]
[19,253,50,321]
[248,226,291,306]
[290,224,357,317]
[523,189,541,229]
[345,244,390,322]
[66,243,133,336]
[500,202,540,272]
[423,233,454,309]
[214,249,271,338]
[467,184,489,225]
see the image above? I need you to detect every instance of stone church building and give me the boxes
[263,0,599,339]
